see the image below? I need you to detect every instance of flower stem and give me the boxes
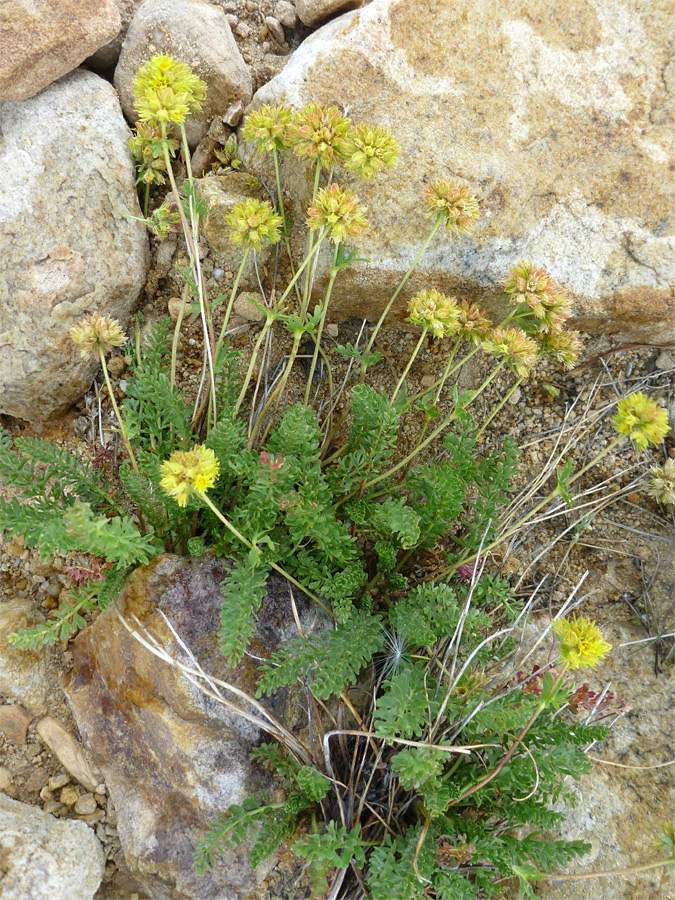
[303,244,340,404]
[474,377,523,441]
[390,328,428,407]
[234,314,274,415]
[98,349,139,474]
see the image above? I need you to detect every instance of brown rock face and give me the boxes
[247,0,675,342]
[0,0,121,100]
[65,554,327,900]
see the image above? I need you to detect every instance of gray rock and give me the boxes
[0,0,120,100]
[273,1,299,29]
[0,69,148,423]
[0,794,104,899]
[247,0,675,343]
[0,705,32,745]
[65,554,329,900]
[0,601,50,714]
[86,0,145,72]
[114,0,253,148]
[265,16,286,45]
[295,0,364,27]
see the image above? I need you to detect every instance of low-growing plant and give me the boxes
[1,55,673,899]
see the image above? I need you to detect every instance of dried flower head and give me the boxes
[457,300,493,343]
[159,445,220,507]
[502,260,573,333]
[129,121,177,186]
[552,615,611,670]
[243,104,292,154]
[646,458,675,507]
[306,184,369,244]
[344,123,400,180]
[145,202,181,238]
[407,290,461,339]
[538,329,584,370]
[133,53,206,126]
[288,102,353,169]
[482,326,538,378]
[70,314,127,360]
[612,392,670,451]
[424,179,480,236]
[226,198,283,249]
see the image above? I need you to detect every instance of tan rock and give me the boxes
[234,291,267,322]
[114,0,252,148]
[247,0,675,343]
[0,0,120,100]
[35,717,99,792]
[0,601,49,713]
[296,0,364,27]
[87,0,145,71]
[59,784,80,806]
[0,704,32,745]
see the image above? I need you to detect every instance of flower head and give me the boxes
[424,179,479,236]
[482,326,538,378]
[646,458,675,507]
[457,300,492,344]
[306,184,368,244]
[129,121,176,185]
[145,202,181,238]
[502,261,573,333]
[226,198,283,249]
[407,289,461,339]
[288,102,353,169]
[159,445,220,507]
[552,615,611,670]
[70,314,127,359]
[537,329,584,370]
[243,104,292,154]
[133,53,206,126]
[612,392,669,451]
[344,123,400,180]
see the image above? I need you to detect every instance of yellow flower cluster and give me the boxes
[612,392,669,451]
[552,615,611,670]
[424,179,480,236]
[345,123,400,180]
[70,314,127,360]
[226,198,283,249]
[288,101,353,170]
[159,445,220,507]
[306,184,369,244]
[132,53,206,126]
[128,122,176,186]
[407,290,461,339]
[646,458,675,507]
[457,300,493,344]
[502,260,573,335]
[482,326,538,378]
[243,103,293,154]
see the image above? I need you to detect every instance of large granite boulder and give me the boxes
[0,69,148,423]
[245,0,675,342]
[65,554,328,900]
[0,0,120,101]
[0,794,105,900]
[114,0,253,148]
[87,0,145,72]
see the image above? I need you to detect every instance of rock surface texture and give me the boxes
[114,0,253,147]
[250,0,675,342]
[295,0,365,27]
[0,0,121,101]
[65,554,328,900]
[87,0,146,72]
[0,70,148,423]
[0,600,50,714]
[0,793,105,900]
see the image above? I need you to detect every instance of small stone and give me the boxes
[95,783,106,796]
[262,40,271,53]
[223,99,245,127]
[265,15,285,43]
[0,704,33,745]
[626,492,642,505]
[74,792,98,816]
[274,0,298,28]
[635,545,652,560]
[39,786,53,801]
[0,766,14,795]
[25,767,49,793]
[107,355,126,377]
[508,386,522,405]
[42,798,64,815]
[81,809,106,825]
[295,0,364,27]
[419,374,435,389]
[60,784,81,806]
[224,13,238,28]
[234,291,266,322]
[654,350,675,371]
[36,717,99,792]
[326,323,339,338]
[236,20,251,38]
[167,297,185,321]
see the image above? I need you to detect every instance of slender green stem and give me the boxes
[234,315,274,415]
[170,285,190,388]
[390,328,428,407]
[98,349,139,473]
[214,248,250,362]
[527,859,675,883]
[304,244,340,404]
[474,377,523,440]
[143,182,150,218]
[200,494,333,618]
[302,161,323,313]
[249,330,304,445]
[361,214,444,378]
[272,148,302,305]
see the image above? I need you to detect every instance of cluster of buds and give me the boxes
[456,300,492,345]
[70,313,127,360]
[424,178,480,237]
[128,122,176,186]
[287,101,353,170]
[306,184,369,244]
[646,458,675,507]
[226,198,283,250]
[612,392,670,452]
[132,53,206,126]
[482,326,539,378]
[552,615,611,671]
[344,123,400,180]
[159,445,220,507]
[243,103,293,154]
[407,289,462,339]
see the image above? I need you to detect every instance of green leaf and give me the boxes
[374,663,439,740]
[218,558,270,664]
[296,766,331,802]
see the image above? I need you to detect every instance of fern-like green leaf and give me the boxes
[218,558,270,664]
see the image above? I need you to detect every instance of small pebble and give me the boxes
[74,792,98,816]
[326,323,339,338]
[655,350,675,371]
[107,356,126,377]
[60,784,80,806]
[234,291,266,322]
[274,0,298,27]
[507,386,522,405]
[40,786,53,801]
[236,21,251,38]
[212,267,224,281]
[265,15,285,43]
[43,799,63,815]
[0,766,14,794]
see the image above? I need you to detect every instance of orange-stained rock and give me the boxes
[242,0,675,342]
[65,554,327,900]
